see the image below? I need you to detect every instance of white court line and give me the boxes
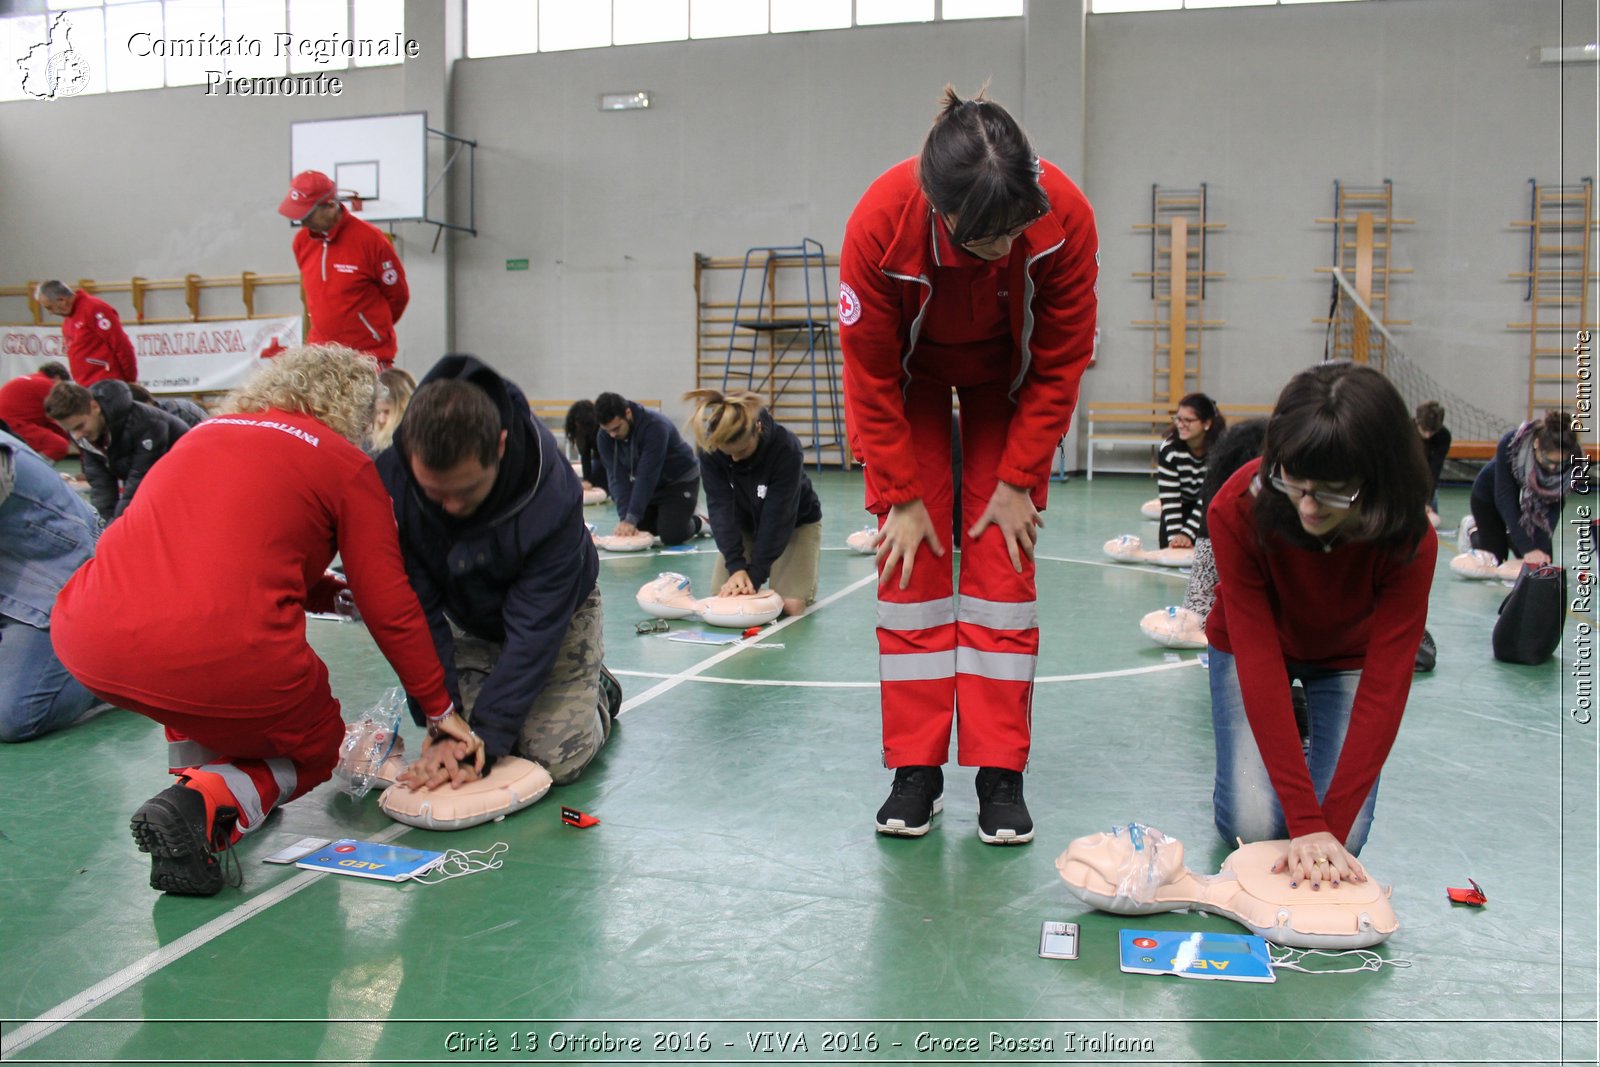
[3,821,410,1056]
[597,544,874,563]
[612,657,1201,689]
[1034,553,1189,580]
[616,571,877,715]
[1453,706,1561,738]
[5,570,880,1057]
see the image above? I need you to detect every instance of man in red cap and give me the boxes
[34,280,138,386]
[278,170,410,369]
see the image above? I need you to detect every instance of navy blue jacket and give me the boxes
[377,356,599,759]
[699,410,822,588]
[596,400,698,525]
[1470,428,1562,557]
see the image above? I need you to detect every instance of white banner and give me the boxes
[0,316,302,393]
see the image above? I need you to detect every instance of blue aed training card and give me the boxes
[294,839,445,881]
[1119,929,1276,983]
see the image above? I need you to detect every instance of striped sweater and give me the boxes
[1156,438,1207,546]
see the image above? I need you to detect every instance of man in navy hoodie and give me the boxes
[378,356,621,788]
[594,392,704,545]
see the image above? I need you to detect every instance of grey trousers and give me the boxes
[453,587,608,785]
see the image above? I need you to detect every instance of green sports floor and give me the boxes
[2,471,1595,1066]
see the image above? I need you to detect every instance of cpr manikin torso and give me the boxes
[1056,823,1399,949]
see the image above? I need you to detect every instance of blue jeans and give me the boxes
[0,615,103,742]
[1208,647,1379,854]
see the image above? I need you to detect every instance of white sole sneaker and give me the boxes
[875,795,944,837]
[978,827,1035,845]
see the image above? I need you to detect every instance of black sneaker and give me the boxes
[129,784,239,896]
[875,765,943,837]
[975,767,1033,845]
[598,663,623,738]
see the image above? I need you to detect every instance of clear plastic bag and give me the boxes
[333,687,407,799]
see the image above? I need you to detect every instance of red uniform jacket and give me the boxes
[293,210,409,364]
[838,157,1099,503]
[1206,460,1437,841]
[62,291,137,385]
[52,408,451,720]
[0,372,71,460]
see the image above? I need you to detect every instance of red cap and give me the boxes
[278,170,336,220]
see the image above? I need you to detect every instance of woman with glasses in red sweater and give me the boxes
[1206,362,1435,890]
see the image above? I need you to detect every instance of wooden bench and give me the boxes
[1082,401,1273,480]
[1448,440,1600,462]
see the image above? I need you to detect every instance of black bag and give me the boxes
[1492,564,1567,665]
[1413,628,1437,672]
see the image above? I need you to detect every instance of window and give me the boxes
[1091,0,1366,10]
[465,0,1025,60]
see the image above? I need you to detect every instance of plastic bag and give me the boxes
[333,687,407,799]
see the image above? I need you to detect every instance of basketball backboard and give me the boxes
[289,112,426,223]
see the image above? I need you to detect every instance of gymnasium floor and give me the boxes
[2,471,1594,1066]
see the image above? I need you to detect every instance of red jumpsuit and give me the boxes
[293,210,410,367]
[840,158,1098,772]
[61,290,138,385]
[52,409,451,838]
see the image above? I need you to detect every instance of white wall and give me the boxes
[0,67,406,324]
[448,20,1025,405]
[1083,0,1598,427]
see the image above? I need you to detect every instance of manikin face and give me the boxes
[410,431,507,518]
[600,412,632,441]
[58,402,105,442]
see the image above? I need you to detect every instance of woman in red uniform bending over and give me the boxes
[53,345,479,896]
[840,87,1098,844]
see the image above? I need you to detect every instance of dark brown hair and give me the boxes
[1414,400,1445,435]
[918,86,1049,247]
[43,380,91,420]
[1534,409,1579,455]
[1254,362,1431,550]
[594,392,629,426]
[564,399,598,449]
[399,379,502,470]
[1164,392,1227,450]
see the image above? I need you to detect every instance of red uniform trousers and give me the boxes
[62,646,345,844]
[870,359,1041,772]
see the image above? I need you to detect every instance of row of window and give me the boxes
[1,0,1373,102]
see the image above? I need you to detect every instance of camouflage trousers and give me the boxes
[452,587,608,785]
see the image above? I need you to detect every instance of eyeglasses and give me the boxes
[1535,448,1567,473]
[1172,416,1200,427]
[1269,469,1361,510]
[943,211,1043,250]
[634,619,669,635]
[962,216,1043,249]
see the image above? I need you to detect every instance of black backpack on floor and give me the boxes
[1492,564,1567,666]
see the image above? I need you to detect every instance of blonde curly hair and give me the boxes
[222,344,378,445]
